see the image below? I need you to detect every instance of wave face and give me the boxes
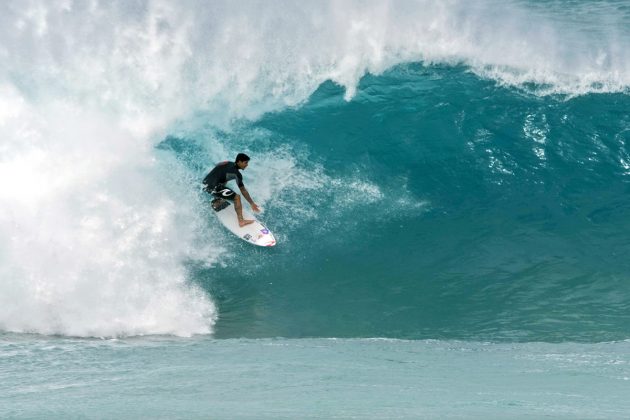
[201,66,630,342]
[1,0,629,338]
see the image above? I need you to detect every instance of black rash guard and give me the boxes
[202,161,244,190]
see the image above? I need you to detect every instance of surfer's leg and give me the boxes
[234,194,255,227]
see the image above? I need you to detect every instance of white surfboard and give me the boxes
[213,200,276,247]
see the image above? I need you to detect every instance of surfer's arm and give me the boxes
[239,186,260,212]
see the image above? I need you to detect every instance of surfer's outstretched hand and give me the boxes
[251,203,261,213]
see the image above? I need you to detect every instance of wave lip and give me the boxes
[2,1,628,124]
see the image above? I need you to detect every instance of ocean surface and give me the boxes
[1,0,630,418]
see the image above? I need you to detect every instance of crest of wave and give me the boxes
[2,0,627,120]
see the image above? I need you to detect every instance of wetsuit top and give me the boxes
[203,161,244,189]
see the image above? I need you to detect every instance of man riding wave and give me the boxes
[203,153,261,227]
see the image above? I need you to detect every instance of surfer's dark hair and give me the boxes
[235,153,250,163]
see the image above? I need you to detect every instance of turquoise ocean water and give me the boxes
[1,1,630,418]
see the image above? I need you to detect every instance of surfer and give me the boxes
[202,153,261,227]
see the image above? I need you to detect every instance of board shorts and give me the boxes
[204,184,237,201]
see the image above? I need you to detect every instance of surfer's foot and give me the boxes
[238,219,255,227]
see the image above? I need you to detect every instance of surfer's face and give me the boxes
[237,160,249,170]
